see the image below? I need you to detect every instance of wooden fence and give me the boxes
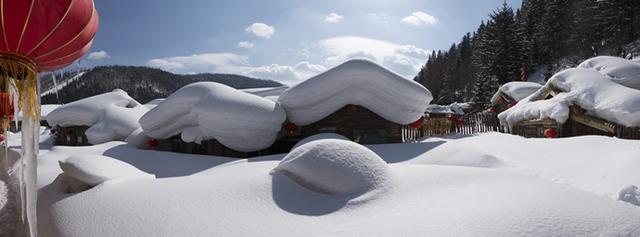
[403,107,640,142]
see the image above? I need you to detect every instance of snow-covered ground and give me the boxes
[33,131,640,237]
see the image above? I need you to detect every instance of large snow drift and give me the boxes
[273,139,391,195]
[47,89,149,144]
[59,155,155,192]
[36,133,640,237]
[278,59,432,125]
[139,82,286,152]
[490,81,542,103]
[499,68,640,128]
[578,56,640,90]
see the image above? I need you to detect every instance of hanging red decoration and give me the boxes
[447,114,453,121]
[456,118,465,126]
[507,103,515,108]
[409,116,424,129]
[489,107,497,113]
[284,122,298,132]
[0,134,5,143]
[0,92,13,127]
[543,128,558,138]
[147,138,160,148]
[0,0,99,130]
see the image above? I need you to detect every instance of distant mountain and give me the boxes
[40,66,283,104]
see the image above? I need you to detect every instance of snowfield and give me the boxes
[34,131,640,237]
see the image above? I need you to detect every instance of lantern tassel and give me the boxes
[0,53,40,237]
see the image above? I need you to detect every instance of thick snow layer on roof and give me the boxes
[578,56,640,90]
[59,155,155,192]
[241,86,289,97]
[490,81,542,104]
[46,89,149,144]
[36,133,640,237]
[425,102,471,115]
[143,99,165,110]
[273,139,390,195]
[499,68,640,128]
[17,104,61,120]
[139,82,286,152]
[278,59,432,125]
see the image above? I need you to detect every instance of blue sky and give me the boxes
[82,0,522,84]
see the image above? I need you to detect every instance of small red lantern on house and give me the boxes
[543,128,558,138]
[507,103,515,108]
[284,122,298,136]
[0,134,5,143]
[147,138,160,148]
[456,118,465,126]
[489,107,497,113]
[409,116,424,129]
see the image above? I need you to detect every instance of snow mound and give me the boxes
[272,139,391,195]
[139,82,286,152]
[59,155,155,192]
[499,68,640,128]
[278,59,432,125]
[291,133,349,150]
[578,56,640,90]
[47,89,149,144]
[416,147,505,168]
[490,81,542,103]
[618,185,640,206]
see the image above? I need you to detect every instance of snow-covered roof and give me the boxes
[278,59,432,125]
[578,56,640,90]
[139,82,286,152]
[143,98,165,110]
[490,82,543,104]
[46,89,149,144]
[499,68,640,128]
[240,86,289,97]
[425,102,471,115]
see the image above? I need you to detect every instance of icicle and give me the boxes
[51,71,60,103]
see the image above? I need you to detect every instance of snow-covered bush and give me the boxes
[59,155,155,193]
[618,185,640,206]
[278,59,432,125]
[272,139,391,195]
[47,89,148,144]
[139,82,286,152]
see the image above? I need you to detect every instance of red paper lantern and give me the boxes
[543,128,558,138]
[409,116,424,129]
[447,114,453,121]
[456,118,464,126]
[0,0,99,71]
[489,107,497,113]
[284,122,297,132]
[0,134,5,143]
[147,139,160,148]
[507,103,515,108]
[0,0,99,130]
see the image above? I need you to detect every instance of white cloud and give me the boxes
[146,53,249,74]
[145,53,324,83]
[238,41,254,48]
[401,11,438,26]
[247,61,326,83]
[317,36,430,77]
[324,12,344,23]
[245,23,275,39]
[87,51,110,61]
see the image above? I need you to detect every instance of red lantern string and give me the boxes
[543,128,558,138]
[284,122,298,132]
[409,116,424,129]
[148,139,160,148]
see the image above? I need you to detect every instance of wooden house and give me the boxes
[277,59,432,145]
[286,104,404,144]
[490,82,542,114]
